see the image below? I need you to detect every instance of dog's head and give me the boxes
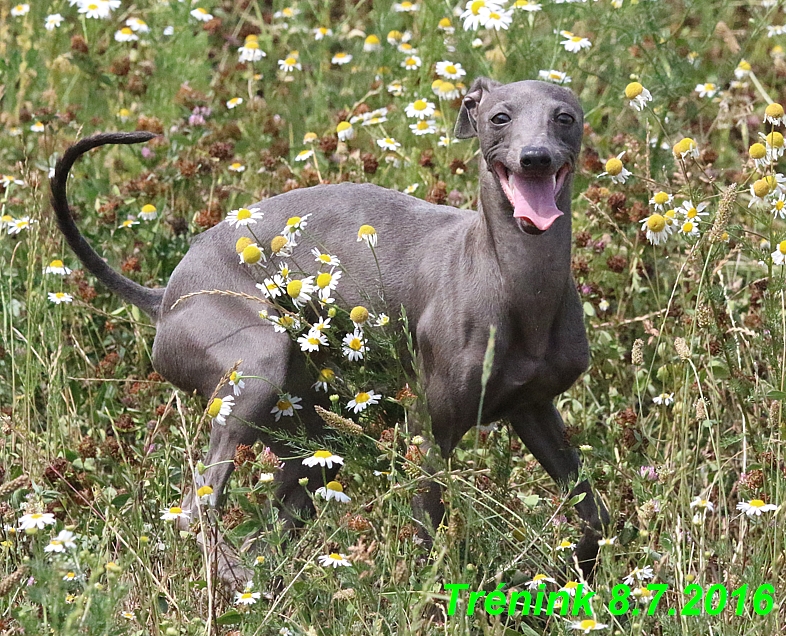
[455,78,583,234]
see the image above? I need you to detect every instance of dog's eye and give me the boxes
[491,113,511,125]
[556,113,575,125]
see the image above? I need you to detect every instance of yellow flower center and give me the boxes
[753,178,773,198]
[440,81,455,93]
[207,398,223,418]
[326,480,344,492]
[329,552,341,559]
[647,214,666,232]
[237,208,252,220]
[779,240,786,254]
[438,18,451,28]
[279,315,294,328]
[653,191,669,205]
[240,592,253,600]
[30,514,42,520]
[270,235,288,253]
[766,102,784,118]
[470,0,485,14]
[750,499,765,508]
[767,131,784,148]
[564,581,579,589]
[605,158,623,175]
[355,391,370,404]
[683,221,694,233]
[673,137,696,156]
[349,338,363,351]
[738,60,751,71]
[197,485,213,498]
[121,27,133,35]
[350,306,369,323]
[686,207,697,218]
[168,507,182,515]
[365,34,380,45]
[245,41,259,50]
[50,259,64,268]
[336,122,351,133]
[358,224,376,239]
[141,204,156,214]
[287,280,303,298]
[314,450,332,459]
[750,143,767,160]
[284,56,297,65]
[533,573,548,581]
[445,65,457,75]
[319,368,335,381]
[316,272,333,289]
[413,99,427,111]
[287,216,302,228]
[579,620,598,630]
[276,399,292,411]
[242,244,262,264]
[625,82,643,99]
[235,237,253,253]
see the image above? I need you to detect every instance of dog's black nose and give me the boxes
[520,147,552,170]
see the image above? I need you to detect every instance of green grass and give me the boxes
[2,0,786,634]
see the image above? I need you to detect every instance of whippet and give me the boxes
[51,77,608,585]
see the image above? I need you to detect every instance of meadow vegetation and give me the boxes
[2,0,786,634]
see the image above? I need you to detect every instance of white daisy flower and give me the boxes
[652,392,674,405]
[44,13,64,30]
[772,240,786,265]
[410,120,437,136]
[401,55,422,71]
[405,99,435,119]
[311,248,340,268]
[569,618,608,633]
[160,506,190,522]
[690,497,715,512]
[226,207,263,227]
[229,371,245,396]
[435,61,466,80]
[649,191,673,211]
[18,512,56,531]
[295,149,314,162]
[271,393,303,421]
[538,70,571,84]
[525,573,556,590]
[316,480,351,502]
[736,499,778,516]
[695,82,718,98]
[641,213,671,246]
[48,292,74,305]
[347,390,381,413]
[561,33,592,53]
[331,52,352,65]
[318,552,351,568]
[377,137,401,151]
[190,8,213,22]
[270,314,301,333]
[283,214,310,240]
[297,329,328,352]
[226,97,244,109]
[303,450,344,469]
[342,330,367,361]
[207,395,234,426]
[45,259,71,276]
[622,565,655,586]
[235,589,261,605]
[479,7,513,30]
[44,530,77,553]
[257,275,285,300]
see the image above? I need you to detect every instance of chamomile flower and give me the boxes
[600,153,631,184]
[394,0,418,10]
[273,7,299,20]
[48,292,73,305]
[45,13,64,30]
[315,270,342,303]
[11,3,29,16]
[435,61,466,80]
[207,395,234,426]
[623,565,654,586]
[360,34,381,52]
[432,80,460,100]
[624,82,652,111]
[44,530,77,553]
[410,120,437,136]
[160,506,190,522]
[119,216,139,229]
[649,191,673,211]
[749,143,769,171]
[278,262,292,282]
[690,497,715,512]
[126,17,149,33]
[278,56,301,72]
[114,27,138,42]
[312,248,340,268]
[235,588,261,605]
[303,450,344,468]
[342,330,367,361]
[283,214,310,240]
[401,55,422,71]
[460,0,504,31]
[297,329,328,352]
[404,100,434,120]
[679,220,700,237]
[769,241,786,265]
[336,121,354,141]
[30,121,44,133]
[569,618,608,633]
[295,149,314,162]
[357,224,378,246]
[673,137,699,159]
[377,137,401,151]
[404,184,419,194]
[63,571,77,581]
[318,552,351,568]
[313,26,332,40]
[760,130,785,160]
[226,97,244,109]
[556,539,576,552]
[373,313,389,327]
[514,0,542,10]
[257,276,284,300]
[438,17,455,32]
[229,371,245,396]
[18,512,56,531]
[597,536,617,547]
[525,573,556,590]
[737,499,778,516]
[652,392,674,405]
[538,69,572,84]
[387,81,405,96]
[228,162,245,173]
[680,200,709,222]
[695,82,718,98]
[138,204,157,221]
[734,59,751,79]
[287,277,315,308]
[332,52,352,65]
[774,194,786,219]
[347,390,381,413]
[642,214,670,245]
[271,393,303,421]
[312,368,335,392]
[238,36,265,62]
[561,33,592,53]
[316,480,351,502]
[239,243,263,265]
[750,176,776,207]
[190,8,213,22]
[765,102,785,126]
[45,260,72,276]
[481,7,513,30]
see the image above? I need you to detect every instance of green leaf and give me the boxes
[583,301,596,317]
[111,493,132,509]
[766,390,786,401]
[521,494,540,508]
[566,492,586,507]
[216,610,243,625]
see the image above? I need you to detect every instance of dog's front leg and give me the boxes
[508,402,608,578]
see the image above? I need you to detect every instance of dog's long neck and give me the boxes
[473,159,574,318]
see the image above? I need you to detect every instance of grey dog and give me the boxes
[51,77,609,584]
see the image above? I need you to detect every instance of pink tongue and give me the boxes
[510,172,563,231]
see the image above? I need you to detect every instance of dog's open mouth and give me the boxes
[494,163,571,232]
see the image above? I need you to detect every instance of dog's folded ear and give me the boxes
[454,76,503,139]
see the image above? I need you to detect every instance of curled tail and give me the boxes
[50,132,165,320]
